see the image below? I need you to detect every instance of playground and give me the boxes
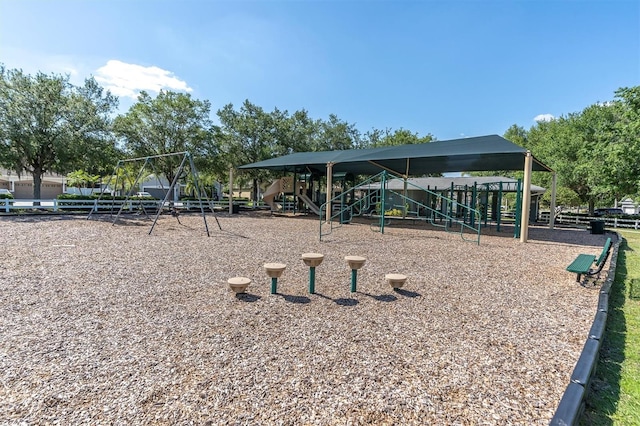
[0,212,611,424]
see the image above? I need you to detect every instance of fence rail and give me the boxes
[0,198,270,213]
[539,212,640,230]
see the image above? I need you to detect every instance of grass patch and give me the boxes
[630,278,640,301]
[582,230,640,425]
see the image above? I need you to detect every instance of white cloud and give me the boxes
[534,113,555,122]
[95,60,192,99]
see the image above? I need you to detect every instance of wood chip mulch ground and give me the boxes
[0,212,612,425]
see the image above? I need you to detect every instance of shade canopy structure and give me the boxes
[238,134,555,242]
[238,135,553,176]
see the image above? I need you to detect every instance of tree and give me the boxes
[364,127,434,148]
[216,100,279,201]
[608,86,640,200]
[315,114,361,151]
[273,109,320,155]
[66,170,100,192]
[113,90,218,184]
[0,66,118,198]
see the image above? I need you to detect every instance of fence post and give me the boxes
[54,199,58,212]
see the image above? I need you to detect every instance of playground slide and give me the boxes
[298,193,321,215]
[262,179,283,211]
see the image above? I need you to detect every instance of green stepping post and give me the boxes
[345,256,366,292]
[264,263,286,294]
[301,253,324,294]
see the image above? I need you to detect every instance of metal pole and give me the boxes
[149,154,187,235]
[229,168,234,215]
[271,277,278,294]
[325,162,333,223]
[380,171,387,234]
[309,267,316,294]
[514,179,522,238]
[351,269,358,292]
[520,151,533,243]
[549,172,557,229]
[497,182,503,232]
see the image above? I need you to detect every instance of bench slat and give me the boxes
[595,237,612,266]
[566,254,596,274]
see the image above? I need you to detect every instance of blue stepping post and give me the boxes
[301,253,324,294]
[345,256,366,292]
[264,263,286,294]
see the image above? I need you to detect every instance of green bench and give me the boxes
[566,237,612,282]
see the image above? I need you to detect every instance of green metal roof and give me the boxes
[238,134,553,175]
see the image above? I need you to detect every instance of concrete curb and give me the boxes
[550,231,620,425]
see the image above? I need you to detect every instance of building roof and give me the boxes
[238,134,553,176]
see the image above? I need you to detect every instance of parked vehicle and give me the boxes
[133,191,154,198]
[593,208,625,216]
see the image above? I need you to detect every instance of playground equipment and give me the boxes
[345,256,366,292]
[264,263,286,294]
[263,176,322,215]
[88,151,221,236]
[262,178,287,211]
[301,253,324,294]
[385,273,407,289]
[320,171,482,244]
[228,277,251,294]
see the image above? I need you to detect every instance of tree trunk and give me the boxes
[33,170,43,206]
[252,178,258,202]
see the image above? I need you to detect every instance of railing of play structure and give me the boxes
[319,171,482,244]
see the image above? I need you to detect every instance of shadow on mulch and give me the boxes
[279,294,311,304]
[334,297,359,306]
[312,292,359,306]
[235,293,261,302]
[394,288,421,298]
[357,292,397,302]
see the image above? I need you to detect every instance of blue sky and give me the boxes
[1,0,638,141]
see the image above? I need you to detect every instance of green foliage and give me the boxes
[113,90,218,183]
[494,86,640,212]
[0,65,118,198]
[363,127,435,148]
[66,170,100,188]
[57,193,96,199]
[0,192,14,199]
[384,208,405,216]
[540,185,581,208]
